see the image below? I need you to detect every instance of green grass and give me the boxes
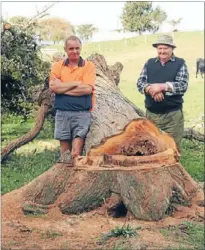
[1,114,55,149]
[1,114,59,194]
[40,229,63,239]
[180,139,204,181]
[98,225,140,246]
[1,149,59,194]
[160,221,204,249]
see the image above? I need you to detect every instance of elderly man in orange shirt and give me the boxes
[49,36,96,165]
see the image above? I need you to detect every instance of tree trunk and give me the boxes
[84,54,144,153]
[3,119,203,221]
[1,53,203,162]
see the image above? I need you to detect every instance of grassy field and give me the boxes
[2,31,204,195]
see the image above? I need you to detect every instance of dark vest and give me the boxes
[54,57,92,111]
[145,57,184,113]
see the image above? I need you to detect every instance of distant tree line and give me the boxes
[8,16,98,43]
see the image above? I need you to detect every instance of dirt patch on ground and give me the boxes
[2,188,204,250]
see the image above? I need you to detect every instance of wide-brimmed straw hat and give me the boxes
[152,34,176,48]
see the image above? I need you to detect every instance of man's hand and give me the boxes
[50,78,62,90]
[145,84,164,102]
[65,84,93,96]
[49,78,82,93]
[145,85,151,94]
[153,92,164,102]
[148,84,165,97]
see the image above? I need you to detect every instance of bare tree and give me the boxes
[76,24,98,42]
[168,18,183,39]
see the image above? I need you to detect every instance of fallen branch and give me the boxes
[183,128,204,142]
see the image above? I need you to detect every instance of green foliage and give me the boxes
[76,24,98,41]
[98,225,140,244]
[1,21,50,117]
[121,2,166,34]
[9,16,29,26]
[110,225,139,238]
[37,17,74,43]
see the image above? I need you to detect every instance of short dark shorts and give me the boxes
[54,110,92,140]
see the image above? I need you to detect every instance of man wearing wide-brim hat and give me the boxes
[137,34,189,152]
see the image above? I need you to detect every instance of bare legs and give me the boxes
[71,137,84,158]
[59,137,84,162]
[60,140,72,154]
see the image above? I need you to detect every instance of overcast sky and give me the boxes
[2,1,204,32]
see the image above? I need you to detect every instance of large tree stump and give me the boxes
[4,119,201,222]
[1,53,204,222]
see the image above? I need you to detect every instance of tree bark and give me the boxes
[20,160,201,221]
[84,54,145,153]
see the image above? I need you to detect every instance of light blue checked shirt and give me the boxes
[137,55,189,96]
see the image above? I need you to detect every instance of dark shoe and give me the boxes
[57,150,73,165]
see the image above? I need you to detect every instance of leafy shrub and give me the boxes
[1,21,50,118]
